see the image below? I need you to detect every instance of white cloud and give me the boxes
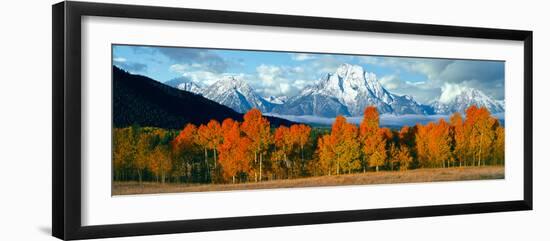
[291,53,317,61]
[279,83,291,94]
[256,64,281,85]
[170,63,248,86]
[310,55,348,74]
[182,71,223,86]
[406,81,425,86]
[265,113,459,126]
[113,57,126,62]
[157,47,228,73]
[169,52,503,104]
[378,74,441,103]
[294,79,309,90]
[379,75,400,90]
[254,64,317,97]
[169,63,191,73]
[439,83,467,103]
[357,56,380,65]
[292,66,305,73]
[360,57,504,102]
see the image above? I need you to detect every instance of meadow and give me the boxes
[113,166,504,195]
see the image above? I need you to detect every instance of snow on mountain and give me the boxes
[177,82,203,94]
[496,99,505,108]
[201,76,273,113]
[165,64,501,118]
[431,87,505,114]
[164,77,203,94]
[271,63,432,117]
[264,95,288,105]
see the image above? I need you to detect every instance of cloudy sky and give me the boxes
[113,44,504,104]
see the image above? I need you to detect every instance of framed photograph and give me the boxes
[52,1,533,240]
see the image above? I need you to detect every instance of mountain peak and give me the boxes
[336,63,364,77]
[462,87,487,98]
[439,86,482,103]
[165,76,191,86]
[201,76,273,113]
[264,95,288,105]
[112,65,294,129]
[272,63,431,117]
[433,87,504,114]
[165,76,203,94]
[218,76,247,88]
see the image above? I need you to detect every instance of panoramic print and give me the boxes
[111,44,505,195]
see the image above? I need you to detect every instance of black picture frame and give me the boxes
[52,1,533,240]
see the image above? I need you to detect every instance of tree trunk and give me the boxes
[254,150,258,182]
[301,145,304,174]
[284,153,289,178]
[137,170,142,185]
[204,148,208,164]
[337,154,340,175]
[478,133,483,166]
[376,166,379,172]
[259,153,263,182]
[213,149,217,168]
[204,148,209,181]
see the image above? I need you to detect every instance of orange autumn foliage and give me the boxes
[173,123,197,152]
[113,105,506,185]
[416,119,453,168]
[316,134,336,175]
[241,108,272,181]
[273,126,293,178]
[148,145,172,183]
[217,120,252,183]
[450,113,467,167]
[360,107,387,172]
[464,105,498,166]
[322,116,361,175]
[388,143,413,171]
[290,124,312,173]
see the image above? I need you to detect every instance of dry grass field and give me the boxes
[112,166,504,195]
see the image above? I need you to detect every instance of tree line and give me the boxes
[113,105,504,184]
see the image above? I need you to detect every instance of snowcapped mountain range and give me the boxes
[165,77,202,94]
[271,64,433,117]
[431,87,505,114]
[163,63,504,117]
[264,95,288,105]
[200,76,274,113]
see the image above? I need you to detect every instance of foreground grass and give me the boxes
[112,166,504,195]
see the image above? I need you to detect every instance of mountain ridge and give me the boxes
[133,63,504,118]
[164,76,203,94]
[201,76,274,113]
[112,66,295,129]
[431,87,505,114]
[271,64,433,117]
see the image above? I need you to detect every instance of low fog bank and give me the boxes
[265,113,505,128]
